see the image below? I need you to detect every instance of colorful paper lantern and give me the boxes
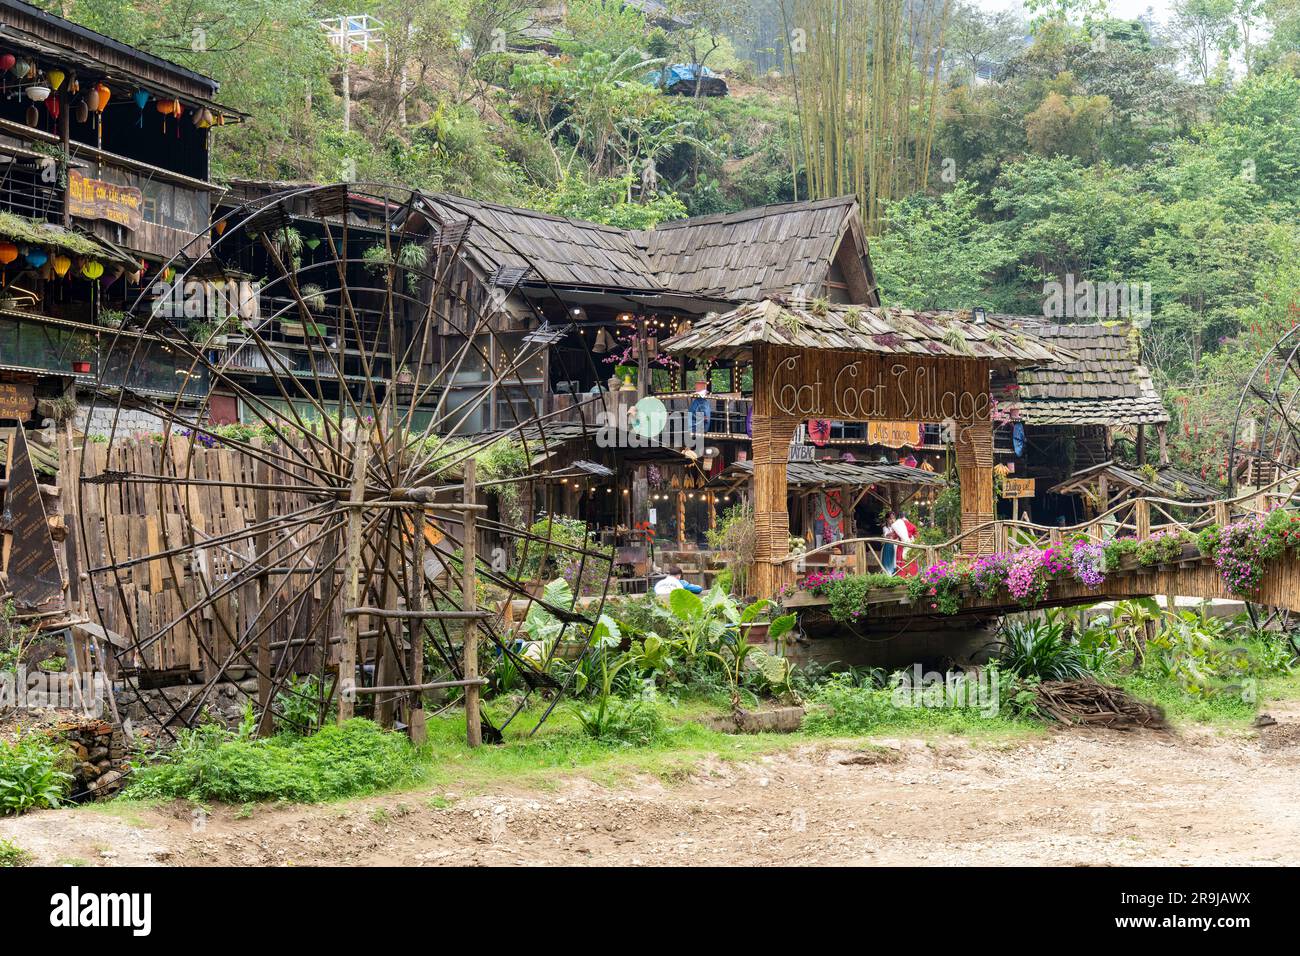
[0,242,18,265]
[47,68,65,90]
[11,58,28,77]
[133,89,148,109]
[25,84,50,102]
[52,254,71,277]
[0,54,13,74]
[83,88,99,112]
[156,98,175,115]
[81,259,104,279]
[25,248,48,268]
[95,83,110,108]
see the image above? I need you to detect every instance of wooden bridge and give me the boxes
[782,473,1300,621]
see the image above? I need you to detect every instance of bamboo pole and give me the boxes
[337,439,371,723]
[463,458,481,748]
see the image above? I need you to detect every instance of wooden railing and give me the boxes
[781,470,1300,574]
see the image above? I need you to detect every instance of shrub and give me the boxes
[575,697,663,745]
[0,734,72,816]
[0,838,31,867]
[124,719,421,804]
[817,573,903,624]
[994,613,1090,681]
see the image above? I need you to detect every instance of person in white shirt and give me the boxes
[654,565,703,598]
[882,510,911,574]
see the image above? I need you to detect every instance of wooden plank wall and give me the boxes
[76,438,340,679]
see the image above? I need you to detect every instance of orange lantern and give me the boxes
[94,83,110,110]
[156,98,176,115]
[0,242,17,265]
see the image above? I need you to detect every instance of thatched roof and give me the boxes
[661,298,1071,366]
[0,211,137,266]
[717,458,946,489]
[1010,322,1168,426]
[633,196,873,302]
[1048,460,1220,503]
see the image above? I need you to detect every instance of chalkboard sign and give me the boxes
[1,428,62,611]
[0,382,34,422]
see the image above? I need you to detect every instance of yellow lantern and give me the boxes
[52,254,71,276]
[80,259,104,279]
[47,68,65,90]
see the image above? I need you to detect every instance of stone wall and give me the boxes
[75,402,197,436]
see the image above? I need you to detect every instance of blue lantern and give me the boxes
[25,247,48,268]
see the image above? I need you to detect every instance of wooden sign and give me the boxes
[867,420,922,449]
[0,382,35,422]
[0,428,63,611]
[1002,477,1036,498]
[763,347,991,425]
[68,169,143,232]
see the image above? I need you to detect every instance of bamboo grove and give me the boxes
[781,0,951,232]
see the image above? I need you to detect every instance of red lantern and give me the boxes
[0,54,13,74]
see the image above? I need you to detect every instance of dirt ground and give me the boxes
[5,705,1300,867]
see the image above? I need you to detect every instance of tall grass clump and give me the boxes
[125,719,422,804]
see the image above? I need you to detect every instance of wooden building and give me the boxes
[0,0,240,431]
[995,320,1171,524]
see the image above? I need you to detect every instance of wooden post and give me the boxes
[408,512,427,745]
[1136,423,1146,467]
[956,420,995,555]
[1134,498,1150,539]
[337,439,370,723]
[254,457,274,737]
[463,459,481,748]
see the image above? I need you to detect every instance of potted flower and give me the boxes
[68,331,96,374]
[395,365,415,385]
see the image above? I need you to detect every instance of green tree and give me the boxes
[874,182,1015,310]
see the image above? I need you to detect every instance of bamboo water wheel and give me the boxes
[76,183,614,743]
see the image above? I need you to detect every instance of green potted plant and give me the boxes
[67,331,96,374]
[395,364,415,385]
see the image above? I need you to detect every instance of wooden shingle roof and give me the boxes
[1011,322,1169,426]
[420,193,665,293]
[633,196,864,301]
[662,299,1071,366]
[719,458,946,489]
[1048,460,1220,502]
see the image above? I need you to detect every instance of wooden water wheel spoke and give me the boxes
[80,182,612,742]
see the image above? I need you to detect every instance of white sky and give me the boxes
[974,0,1175,26]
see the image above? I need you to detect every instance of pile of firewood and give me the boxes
[1034,679,1169,730]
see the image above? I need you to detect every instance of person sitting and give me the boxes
[654,565,703,598]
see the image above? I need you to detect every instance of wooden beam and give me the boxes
[337,439,370,723]
[463,458,481,748]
